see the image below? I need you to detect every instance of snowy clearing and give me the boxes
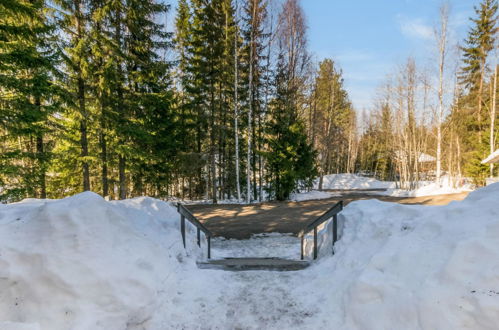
[313,173,394,190]
[1,184,499,329]
[289,190,337,201]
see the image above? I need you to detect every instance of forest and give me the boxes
[1,0,498,202]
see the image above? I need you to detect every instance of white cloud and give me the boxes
[398,15,433,40]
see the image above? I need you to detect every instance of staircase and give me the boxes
[177,201,343,271]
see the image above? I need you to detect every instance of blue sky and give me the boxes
[166,0,478,110]
[303,0,475,110]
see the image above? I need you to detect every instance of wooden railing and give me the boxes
[298,201,343,260]
[177,203,213,259]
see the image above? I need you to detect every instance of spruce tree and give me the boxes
[0,0,60,201]
[264,53,316,201]
[459,0,498,183]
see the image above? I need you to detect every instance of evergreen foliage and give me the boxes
[0,0,60,200]
[4,0,497,203]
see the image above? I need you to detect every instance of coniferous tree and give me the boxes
[264,53,316,201]
[459,0,498,183]
[242,0,268,201]
[0,0,60,200]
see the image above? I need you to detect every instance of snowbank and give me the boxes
[381,175,474,197]
[0,192,214,330]
[297,183,499,329]
[314,173,394,190]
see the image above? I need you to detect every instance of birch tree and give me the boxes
[435,3,449,184]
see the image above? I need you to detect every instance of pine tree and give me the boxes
[123,0,176,197]
[242,0,268,201]
[51,0,94,193]
[264,53,316,201]
[0,0,60,201]
[459,0,498,183]
[310,59,354,185]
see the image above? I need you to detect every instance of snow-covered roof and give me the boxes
[482,149,499,164]
[418,153,436,163]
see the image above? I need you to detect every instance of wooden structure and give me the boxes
[176,201,344,271]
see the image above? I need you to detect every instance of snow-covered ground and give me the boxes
[313,173,473,197]
[314,173,395,190]
[289,190,338,201]
[1,184,499,329]
[212,233,301,259]
[380,175,474,197]
[173,174,472,204]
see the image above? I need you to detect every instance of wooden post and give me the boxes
[197,227,201,247]
[300,236,304,260]
[207,236,211,259]
[181,215,186,248]
[313,227,318,260]
[333,214,338,255]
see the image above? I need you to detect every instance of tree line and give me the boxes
[6,0,493,203]
[357,0,499,188]
[0,0,355,202]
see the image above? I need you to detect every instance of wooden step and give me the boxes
[197,257,310,271]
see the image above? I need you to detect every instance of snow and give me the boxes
[313,173,473,197]
[0,193,207,329]
[381,175,474,197]
[289,190,337,201]
[212,233,301,259]
[314,173,395,190]
[482,148,499,164]
[2,184,499,329]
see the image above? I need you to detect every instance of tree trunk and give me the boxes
[100,120,108,197]
[246,3,255,204]
[115,5,126,200]
[75,0,90,192]
[436,5,448,184]
[234,22,241,201]
[490,62,497,177]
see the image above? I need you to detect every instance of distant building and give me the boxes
[418,153,436,163]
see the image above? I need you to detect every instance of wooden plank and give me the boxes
[197,258,310,271]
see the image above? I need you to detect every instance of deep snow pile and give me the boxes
[314,173,395,190]
[301,183,499,329]
[2,185,499,329]
[0,193,221,330]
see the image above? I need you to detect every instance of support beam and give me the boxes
[181,215,186,248]
[197,228,201,247]
[313,227,318,260]
[300,236,304,260]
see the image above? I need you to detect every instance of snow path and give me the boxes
[216,271,316,329]
[211,233,301,259]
